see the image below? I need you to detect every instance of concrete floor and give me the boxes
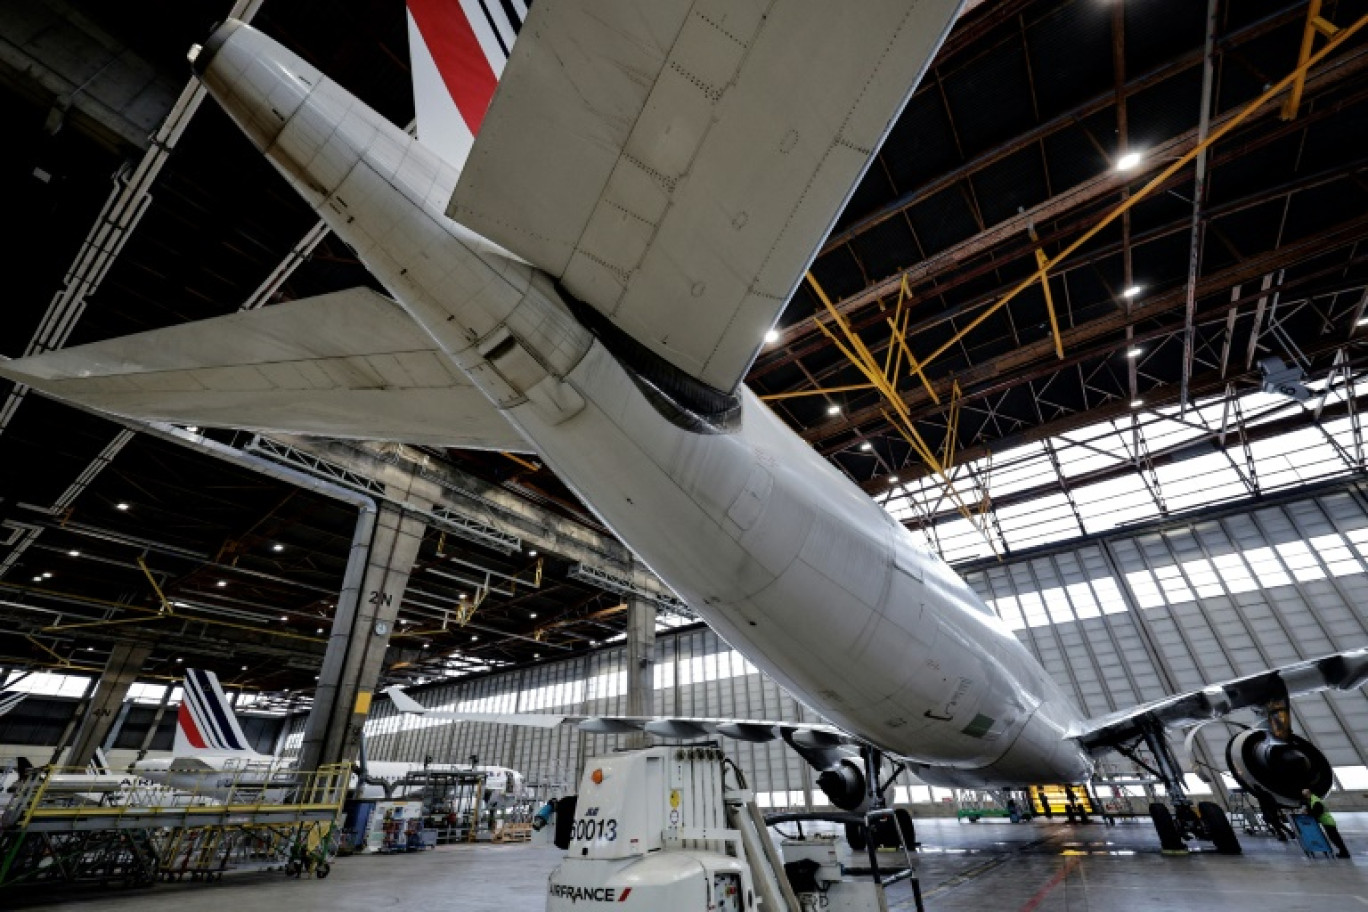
[8,814,1366,911]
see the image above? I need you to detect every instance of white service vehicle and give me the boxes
[548,746,904,912]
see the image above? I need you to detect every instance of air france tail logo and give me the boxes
[178,668,248,752]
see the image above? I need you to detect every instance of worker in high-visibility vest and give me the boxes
[1303,789,1351,858]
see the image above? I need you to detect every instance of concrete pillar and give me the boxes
[63,641,152,767]
[625,597,656,748]
[298,485,432,772]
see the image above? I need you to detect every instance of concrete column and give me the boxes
[625,597,656,748]
[299,483,433,772]
[64,641,152,767]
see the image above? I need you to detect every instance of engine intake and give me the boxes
[1226,729,1332,807]
[816,759,867,812]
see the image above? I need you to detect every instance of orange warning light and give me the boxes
[591,768,604,785]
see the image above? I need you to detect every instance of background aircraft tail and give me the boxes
[405,0,524,170]
[174,668,258,757]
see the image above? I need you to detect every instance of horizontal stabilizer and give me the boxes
[1070,647,1368,748]
[451,0,964,393]
[383,685,854,745]
[0,288,533,453]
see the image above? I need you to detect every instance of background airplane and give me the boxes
[130,668,525,805]
[1,1,1365,857]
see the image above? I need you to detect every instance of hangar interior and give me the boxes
[0,0,1367,905]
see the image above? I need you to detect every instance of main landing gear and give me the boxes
[1116,720,1240,855]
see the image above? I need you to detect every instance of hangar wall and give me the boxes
[962,479,1368,787]
[349,628,817,806]
[341,479,1368,806]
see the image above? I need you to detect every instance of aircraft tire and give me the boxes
[1197,801,1241,855]
[1148,803,1186,853]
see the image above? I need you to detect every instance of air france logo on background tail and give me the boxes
[406,0,525,169]
[174,668,254,755]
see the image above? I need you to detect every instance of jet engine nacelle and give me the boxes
[816,759,868,813]
[1226,728,1333,807]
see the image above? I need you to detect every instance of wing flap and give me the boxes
[451,0,964,392]
[0,288,533,452]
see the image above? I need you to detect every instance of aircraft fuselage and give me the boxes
[194,21,1093,786]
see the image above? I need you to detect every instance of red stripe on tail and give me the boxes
[177,702,207,749]
[408,0,499,135]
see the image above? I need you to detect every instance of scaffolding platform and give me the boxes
[0,762,349,890]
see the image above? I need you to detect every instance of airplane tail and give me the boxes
[404,0,525,170]
[174,668,258,757]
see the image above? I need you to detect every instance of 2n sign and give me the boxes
[368,591,393,607]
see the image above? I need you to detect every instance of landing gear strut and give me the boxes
[1118,720,1240,855]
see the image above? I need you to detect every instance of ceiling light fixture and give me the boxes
[1357,316,1368,327]
[176,657,184,663]
[529,612,538,619]
[1122,285,1142,298]
[279,615,288,621]
[32,576,42,583]
[1131,399,1144,408]
[529,550,538,557]
[1115,150,1143,171]
[116,502,129,511]
[186,426,199,433]
[860,442,873,452]
[470,635,479,641]
[826,404,841,416]
[272,543,284,552]
[216,580,227,587]
[764,329,780,344]
[1125,347,1143,358]
[68,550,80,557]
[888,476,900,484]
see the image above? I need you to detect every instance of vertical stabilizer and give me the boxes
[174,668,257,756]
[405,0,523,169]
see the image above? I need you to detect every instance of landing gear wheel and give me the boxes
[844,821,868,852]
[1149,803,1187,853]
[1197,801,1242,855]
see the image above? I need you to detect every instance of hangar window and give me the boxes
[1336,766,1368,789]
[888,382,1365,565]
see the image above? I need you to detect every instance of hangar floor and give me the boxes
[8,815,1365,911]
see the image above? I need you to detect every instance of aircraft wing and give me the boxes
[384,685,855,745]
[1068,647,1368,750]
[448,0,964,393]
[0,288,533,452]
